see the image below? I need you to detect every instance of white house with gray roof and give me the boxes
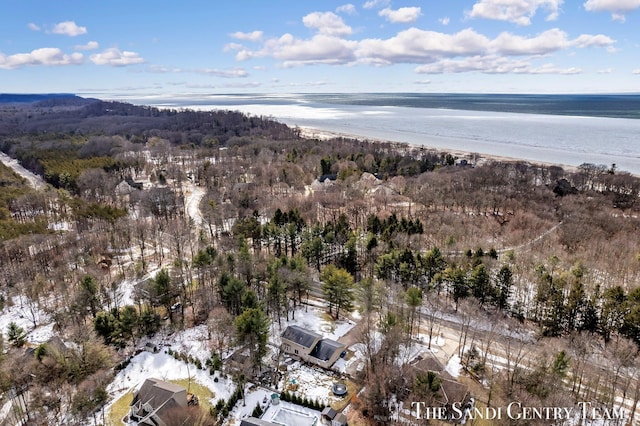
[281,325,345,369]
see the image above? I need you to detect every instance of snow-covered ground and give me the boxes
[115,268,162,307]
[227,386,323,426]
[445,354,462,378]
[164,324,212,363]
[0,295,55,345]
[107,351,234,403]
[270,305,355,347]
[279,360,347,408]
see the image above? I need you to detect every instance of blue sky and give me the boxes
[1,0,640,95]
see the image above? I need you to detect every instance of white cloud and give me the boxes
[379,7,422,23]
[224,42,244,52]
[302,12,352,36]
[598,67,613,73]
[414,79,431,84]
[416,55,529,74]
[196,67,249,78]
[275,34,358,67]
[357,28,490,64]
[229,31,263,42]
[584,0,640,21]
[90,48,144,66]
[236,32,357,66]
[633,69,640,74]
[51,21,87,36]
[570,33,616,48]
[467,0,563,25]
[363,0,390,9]
[28,23,41,31]
[439,17,451,25]
[229,18,616,76]
[0,48,83,69]
[490,28,570,55]
[74,41,99,51]
[147,65,182,73]
[337,4,357,14]
[415,55,581,74]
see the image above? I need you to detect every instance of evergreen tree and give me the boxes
[470,263,492,305]
[320,265,355,320]
[406,286,422,338]
[7,322,26,348]
[494,265,513,310]
[234,307,270,371]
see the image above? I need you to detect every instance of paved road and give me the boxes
[0,151,46,190]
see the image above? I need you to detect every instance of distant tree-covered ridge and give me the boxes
[0,97,296,143]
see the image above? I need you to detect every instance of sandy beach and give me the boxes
[297,126,582,174]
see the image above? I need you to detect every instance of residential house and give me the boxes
[281,325,345,369]
[129,378,188,426]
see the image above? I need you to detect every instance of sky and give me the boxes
[1,0,640,95]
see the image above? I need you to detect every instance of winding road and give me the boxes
[0,151,46,190]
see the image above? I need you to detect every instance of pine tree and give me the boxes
[7,322,26,347]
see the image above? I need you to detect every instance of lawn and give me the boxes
[106,379,214,425]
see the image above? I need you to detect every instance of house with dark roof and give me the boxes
[322,407,348,426]
[281,325,345,369]
[129,378,188,426]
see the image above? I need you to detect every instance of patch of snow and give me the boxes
[0,295,52,343]
[445,354,462,378]
[165,324,211,362]
[272,306,355,346]
[27,322,56,344]
[228,385,272,424]
[107,351,234,402]
[116,268,161,307]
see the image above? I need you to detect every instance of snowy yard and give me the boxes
[0,295,54,345]
[269,304,356,347]
[106,351,235,414]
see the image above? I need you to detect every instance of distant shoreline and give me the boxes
[297,126,584,175]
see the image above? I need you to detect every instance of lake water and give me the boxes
[125,93,640,175]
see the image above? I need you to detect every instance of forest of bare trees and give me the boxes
[1,96,640,424]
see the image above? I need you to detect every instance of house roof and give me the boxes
[439,378,469,405]
[410,353,444,373]
[310,338,344,362]
[281,325,321,349]
[240,417,278,426]
[131,378,188,424]
[334,412,348,424]
[322,407,338,419]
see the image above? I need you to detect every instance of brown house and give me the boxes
[129,378,188,426]
[281,325,345,369]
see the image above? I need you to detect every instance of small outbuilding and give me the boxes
[321,406,348,426]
